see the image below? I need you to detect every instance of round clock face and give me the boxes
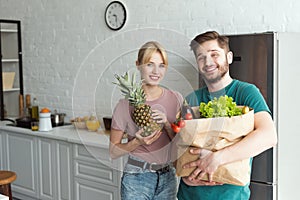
[105,1,127,31]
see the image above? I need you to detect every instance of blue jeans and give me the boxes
[121,168,177,200]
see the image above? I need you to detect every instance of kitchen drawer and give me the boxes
[74,159,120,186]
[74,144,111,162]
[74,177,119,200]
[73,144,122,169]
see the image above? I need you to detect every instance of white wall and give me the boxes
[1,0,300,119]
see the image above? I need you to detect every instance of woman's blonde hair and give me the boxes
[137,41,168,66]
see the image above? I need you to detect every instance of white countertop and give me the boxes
[0,121,112,148]
[0,194,8,200]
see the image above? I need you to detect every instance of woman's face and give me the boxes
[138,51,167,86]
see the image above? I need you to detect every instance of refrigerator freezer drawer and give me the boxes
[251,148,274,183]
[250,181,275,200]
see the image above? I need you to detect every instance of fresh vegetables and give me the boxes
[171,123,181,133]
[171,118,186,133]
[181,99,195,120]
[177,119,186,128]
[185,113,193,120]
[199,95,244,118]
[172,95,250,133]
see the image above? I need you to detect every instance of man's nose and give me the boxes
[205,55,214,66]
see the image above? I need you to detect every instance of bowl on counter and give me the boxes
[72,121,87,129]
[86,120,100,132]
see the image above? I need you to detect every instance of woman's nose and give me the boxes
[152,65,159,73]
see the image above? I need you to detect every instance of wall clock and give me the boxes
[105,1,127,31]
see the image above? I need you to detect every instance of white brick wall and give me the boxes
[1,0,300,122]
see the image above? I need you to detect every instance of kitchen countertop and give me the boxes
[0,121,113,148]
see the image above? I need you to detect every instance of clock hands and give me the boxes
[112,14,118,25]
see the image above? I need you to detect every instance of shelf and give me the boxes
[3,88,20,92]
[2,58,19,63]
[0,19,22,120]
[0,29,18,33]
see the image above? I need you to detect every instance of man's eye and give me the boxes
[197,56,205,62]
[211,53,219,58]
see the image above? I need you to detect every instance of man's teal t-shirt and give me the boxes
[177,79,270,200]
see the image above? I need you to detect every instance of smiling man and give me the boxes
[177,31,277,200]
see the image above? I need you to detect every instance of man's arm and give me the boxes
[183,111,277,183]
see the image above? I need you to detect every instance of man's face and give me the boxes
[195,39,232,84]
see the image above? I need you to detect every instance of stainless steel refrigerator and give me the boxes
[228,32,276,200]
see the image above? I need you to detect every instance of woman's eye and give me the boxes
[147,63,154,67]
[159,64,166,68]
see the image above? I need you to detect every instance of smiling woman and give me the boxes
[110,41,184,200]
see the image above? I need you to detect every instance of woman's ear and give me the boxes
[227,51,233,64]
[136,60,140,70]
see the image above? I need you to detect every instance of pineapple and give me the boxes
[114,71,161,137]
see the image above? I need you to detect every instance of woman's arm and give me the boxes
[109,129,142,159]
[109,128,163,159]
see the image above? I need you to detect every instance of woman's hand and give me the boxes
[151,109,167,124]
[135,129,162,145]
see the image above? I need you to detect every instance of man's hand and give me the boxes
[182,177,222,186]
[183,147,224,182]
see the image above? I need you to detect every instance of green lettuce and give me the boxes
[199,95,242,118]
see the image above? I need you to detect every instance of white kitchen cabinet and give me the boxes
[73,144,121,200]
[55,140,73,200]
[38,138,73,200]
[5,131,39,199]
[38,138,55,200]
[0,131,4,169]
[74,178,119,200]
[0,130,73,200]
[0,127,123,200]
[0,19,23,119]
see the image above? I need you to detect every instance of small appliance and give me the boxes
[39,112,52,131]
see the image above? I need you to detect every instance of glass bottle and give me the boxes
[4,104,7,118]
[31,97,39,120]
[25,94,32,117]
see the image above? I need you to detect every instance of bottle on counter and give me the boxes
[25,94,32,118]
[4,104,7,118]
[31,97,39,121]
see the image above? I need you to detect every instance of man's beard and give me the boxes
[202,61,229,84]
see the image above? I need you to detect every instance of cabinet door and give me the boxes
[0,131,4,169]
[38,138,73,200]
[38,138,55,200]
[55,141,73,200]
[74,178,119,200]
[5,132,38,198]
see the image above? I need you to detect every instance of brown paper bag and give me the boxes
[175,107,254,186]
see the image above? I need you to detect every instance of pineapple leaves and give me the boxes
[113,71,146,106]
